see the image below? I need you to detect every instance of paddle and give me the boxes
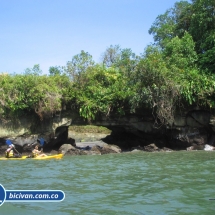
[13,148,21,157]
[37,138,45,151]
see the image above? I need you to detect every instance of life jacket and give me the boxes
[32,150,39,158]
[5,149,14,158]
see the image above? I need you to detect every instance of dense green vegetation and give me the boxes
[1,0,215,126]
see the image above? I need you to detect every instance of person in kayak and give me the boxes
[5,141,21,158]
[32,145,47,158]
[5,144,15,158]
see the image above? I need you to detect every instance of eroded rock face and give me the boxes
[0,111,74,154]
[0,109,215,154]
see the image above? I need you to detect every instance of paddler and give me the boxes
[32,145,47,158]
[5,144,15,158]
[5,140,21,158]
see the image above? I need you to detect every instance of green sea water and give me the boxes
[0,151,215,215]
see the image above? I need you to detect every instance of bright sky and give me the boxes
[0,0,179,74]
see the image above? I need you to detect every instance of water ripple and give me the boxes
[0,151,215,214]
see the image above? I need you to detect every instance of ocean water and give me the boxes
[0,151,215,215]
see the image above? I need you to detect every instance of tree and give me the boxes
[199,35,215,72]
[101,45,138,78]
[65,50,94,81]
[101,45,121,67]
[187,0,215,52]
[49,66,64,76]
[115,48,138,72]
[188,0,215,72]
[163,32,197,71]
[24,64,42,76]
[150,0,215,72]
[149,1,190,48]
[75,65,132,120]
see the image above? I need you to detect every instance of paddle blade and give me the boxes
[38,138,45,147]
[6,139,12,146]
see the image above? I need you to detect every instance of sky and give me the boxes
[0,0,180,74]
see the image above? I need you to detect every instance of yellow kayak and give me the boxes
[0,156,28,160]
[33,154,63,160]
[0,154,63,160]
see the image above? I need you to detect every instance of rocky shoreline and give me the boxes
[59,141,215,156]
[1,109,215,157]
[1,137,215,157]
[64,141,172,155]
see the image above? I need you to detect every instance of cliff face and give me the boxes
[90,109,214,150]
[0,108,214,153]
[0,111,74,154]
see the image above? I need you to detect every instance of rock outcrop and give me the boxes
[59,141,121,156]
[0,108,215,155]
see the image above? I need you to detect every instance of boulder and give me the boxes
[103,144,121,153]
[186,144,205,151]
[204,144,215,151]
[144,143,159,152]
[91,145,102,154]
[161,147,173,152]
[99,144,121,154]
[84,150,101,155]
[59,144,75,155]
[65,148,87,156]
